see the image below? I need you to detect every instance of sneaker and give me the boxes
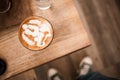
[48,68,63,80]
[78,56,93,76]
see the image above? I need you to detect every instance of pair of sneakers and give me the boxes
[47,57,93,80]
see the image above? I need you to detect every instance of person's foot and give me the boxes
[48,68,63,80]
[78,56,93,76]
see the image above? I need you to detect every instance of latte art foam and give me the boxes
[19,16,53,50]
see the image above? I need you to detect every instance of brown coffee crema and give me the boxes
[19,16,53,50]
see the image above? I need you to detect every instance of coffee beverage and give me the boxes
[19,16,53,50]
[0,0,11,13]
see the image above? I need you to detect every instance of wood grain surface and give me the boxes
[6,70,38,80]
[0,0,90,79]
[7,0,120,79]
[74,0,120,78]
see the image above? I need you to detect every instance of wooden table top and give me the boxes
[0,0,90,79]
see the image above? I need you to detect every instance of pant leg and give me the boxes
[76,72,117,80]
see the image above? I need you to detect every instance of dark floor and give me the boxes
[75,0,120,77]
[7,0,120,80]
[35,49,87,80]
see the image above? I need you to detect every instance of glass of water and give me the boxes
[36,0,51,10]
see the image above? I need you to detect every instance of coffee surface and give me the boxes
[0,0,10,12]
[19,16,53,50]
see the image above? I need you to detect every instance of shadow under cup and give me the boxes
[0,0,11,13]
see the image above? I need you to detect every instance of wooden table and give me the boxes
[0,0,90,79]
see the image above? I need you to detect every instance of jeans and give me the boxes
[76,72,117,80]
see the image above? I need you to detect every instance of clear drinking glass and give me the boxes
[0,0,11,13]
[36,0,51,10]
